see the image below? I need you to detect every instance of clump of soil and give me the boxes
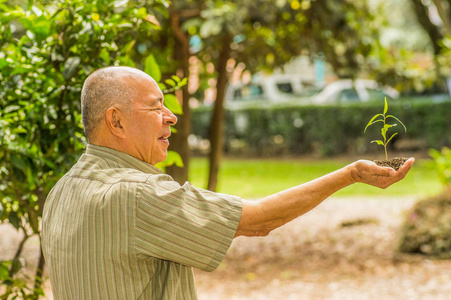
[372,157,409,171]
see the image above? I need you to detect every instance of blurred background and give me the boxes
[1,0,451,298]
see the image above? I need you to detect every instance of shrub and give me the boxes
[0,0,172,297]
[191,98,451,157]
[429,147,451,186]
[399,187,451,258]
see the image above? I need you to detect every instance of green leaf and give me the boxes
[41,157,56,169]
[155,150,184,169]
[4,105,20,114]
[386,115,407,132]
[33,15,51,36]
[0,262,10,281]
[383,97,388,115]
[144,54,161,82]
[10,154,27,171]
[371,140,384,146]
[11,258,22,276]
[158,83,166,90]
[27,0,34,11]
[382,123,396,131]
[386,132,398,144]
[165,78,176,87]
[164,94,183,115]
[11,65,32,75]
[99,48,110,64]
[0,10,22,24]
[0,57,8,69]
[171,75,181,83]
[8,211,20,230]
[380,126,387,140]
[364,114,383,132]
[168,150,184,168]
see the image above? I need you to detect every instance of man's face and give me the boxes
[122,75,177,165]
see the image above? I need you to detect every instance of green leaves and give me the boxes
[0,0,184,297]
[371,140,384,146]
[429,147,451,186]
[164,94,183,115]
[363,97,407,159]
[144,54,162,82]
[155,150,184,170]
[386,114,407,133]
[364,113,383,133]
[144,54,184,116]
[383,97,388,115]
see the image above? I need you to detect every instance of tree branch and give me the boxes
[431,0,451,34]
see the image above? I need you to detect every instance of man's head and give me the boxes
[81,66,177,165]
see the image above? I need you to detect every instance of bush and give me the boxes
[191,98,451,156]
[429,147,451,186]
[0,0,169,297]
[399,187,451,258]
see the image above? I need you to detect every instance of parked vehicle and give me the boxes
[225,74,309,109]
[225,76,399,109]
[297,79,400,105]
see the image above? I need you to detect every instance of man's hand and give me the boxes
[349,158,415,189]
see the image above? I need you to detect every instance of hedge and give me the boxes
[191,97,451,157]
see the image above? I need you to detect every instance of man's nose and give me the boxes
[163,107,178,125]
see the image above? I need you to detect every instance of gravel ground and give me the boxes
[2,196,451,299]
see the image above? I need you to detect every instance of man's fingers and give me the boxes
[391,157,415,178]
[378,157,415,177]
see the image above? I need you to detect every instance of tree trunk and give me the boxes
[8,227,29,279]
[410,0,444,55]
[207,35,232,192]
[166,84,191,185]
[431,0,451,34]
[166,9,191,185]
[411,0,449,93]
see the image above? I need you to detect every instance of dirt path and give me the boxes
[194,196,451,299]
[2,196,451,299]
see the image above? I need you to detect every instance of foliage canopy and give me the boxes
[0,0,183,297]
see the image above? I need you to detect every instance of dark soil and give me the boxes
[372,157,409,171]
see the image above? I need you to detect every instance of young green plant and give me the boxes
[364,97,406,160]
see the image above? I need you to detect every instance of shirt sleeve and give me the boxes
[135,174,242,272]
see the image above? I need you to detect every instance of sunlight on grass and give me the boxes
[188,157,442,199]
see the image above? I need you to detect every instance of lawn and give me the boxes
[188,157,442,199]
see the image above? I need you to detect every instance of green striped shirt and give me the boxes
[42,144,242,299]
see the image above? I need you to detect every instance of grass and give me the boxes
[188,157,442,199]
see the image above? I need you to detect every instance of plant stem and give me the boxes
[384,145,388,160]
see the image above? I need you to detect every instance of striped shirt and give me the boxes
[42,144,242,299]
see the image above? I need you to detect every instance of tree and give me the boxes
[410,0,451,92]
[0,0,182,297]
[161,3,199,184]
[180,0,385,191]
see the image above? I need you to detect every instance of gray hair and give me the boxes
[81,67,141,141]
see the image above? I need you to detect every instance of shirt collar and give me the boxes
[85,144,164,175]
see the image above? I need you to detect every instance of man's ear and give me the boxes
[105,107,126,138]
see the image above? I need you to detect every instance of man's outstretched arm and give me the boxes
[235,158,415,237]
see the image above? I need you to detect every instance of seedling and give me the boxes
[364,97,406,160]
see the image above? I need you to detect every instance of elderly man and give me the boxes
[42,66,414,299]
